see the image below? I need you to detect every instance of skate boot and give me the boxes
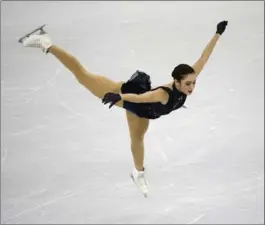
[18,25,52,53]
[130,167,148,197]
[22,34,52,54]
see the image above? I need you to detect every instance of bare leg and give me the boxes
[49,45,124,107]
[126,111,149,171]
[49,45,149,168]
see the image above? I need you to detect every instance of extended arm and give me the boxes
[102,88,169,108]
[192,21,228,76]
[120,88,168,103]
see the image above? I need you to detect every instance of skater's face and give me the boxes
[175,74,197,95]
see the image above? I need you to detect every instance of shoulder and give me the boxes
[151,86,170,95]
[163,83,173,90]
[150,85,172,104]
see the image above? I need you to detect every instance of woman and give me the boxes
[20,20,228,197]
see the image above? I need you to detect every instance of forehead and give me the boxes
[182,74,197,82]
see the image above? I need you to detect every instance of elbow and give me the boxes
[200,54,208,63]
[135,94,146,103]
[133,95,151,103]
[139,96,157,103]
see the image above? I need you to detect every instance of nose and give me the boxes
[189,84,195,91]
[188,87,194,93]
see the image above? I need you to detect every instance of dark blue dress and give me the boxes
[121,70,187,119]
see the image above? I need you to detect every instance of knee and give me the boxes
[130,133,145,145]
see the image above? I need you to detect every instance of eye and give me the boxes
[186,81,196,86]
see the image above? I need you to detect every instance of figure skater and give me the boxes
[19,20,228,197]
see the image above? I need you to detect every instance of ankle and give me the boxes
[135,166,145,171]
[46,44,55,53]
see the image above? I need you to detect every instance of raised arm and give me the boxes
[192,21,228,76]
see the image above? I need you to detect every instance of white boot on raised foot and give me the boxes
[22,34,52,54]
[130,167,148,197]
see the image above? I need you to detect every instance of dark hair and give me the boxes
[171,64,195,82]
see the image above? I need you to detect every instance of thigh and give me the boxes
[79,72,125,107]
[126,110,149,140]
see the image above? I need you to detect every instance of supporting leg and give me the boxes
[126,111,149,197]
[126,110,149,171]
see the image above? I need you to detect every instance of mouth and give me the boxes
[188,90,192,94]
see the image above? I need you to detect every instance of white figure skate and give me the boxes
[130,168,148,197]
[18,24,46,43]
[18,24,52,53]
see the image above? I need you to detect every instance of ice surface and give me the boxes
[1,1,264,224]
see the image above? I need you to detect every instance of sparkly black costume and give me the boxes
[121,71,187,119]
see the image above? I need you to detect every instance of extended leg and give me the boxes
[21,32,124,107]
[49,45,124,106]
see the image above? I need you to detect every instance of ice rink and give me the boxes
[1,1,264,224]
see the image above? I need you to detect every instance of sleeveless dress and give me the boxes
[121,70,187,119]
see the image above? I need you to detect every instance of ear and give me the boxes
[174,79,180,86]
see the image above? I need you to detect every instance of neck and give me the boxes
[173,81,186,95]
[172,81,179,91]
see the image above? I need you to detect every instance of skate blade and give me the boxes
[18,24,47,43]
[130,173,148,198]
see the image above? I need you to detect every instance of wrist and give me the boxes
[214,33,221,40]
[215,32,222,36]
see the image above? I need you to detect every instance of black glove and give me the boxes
[102,92,122,108]
[216,20,228,35]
